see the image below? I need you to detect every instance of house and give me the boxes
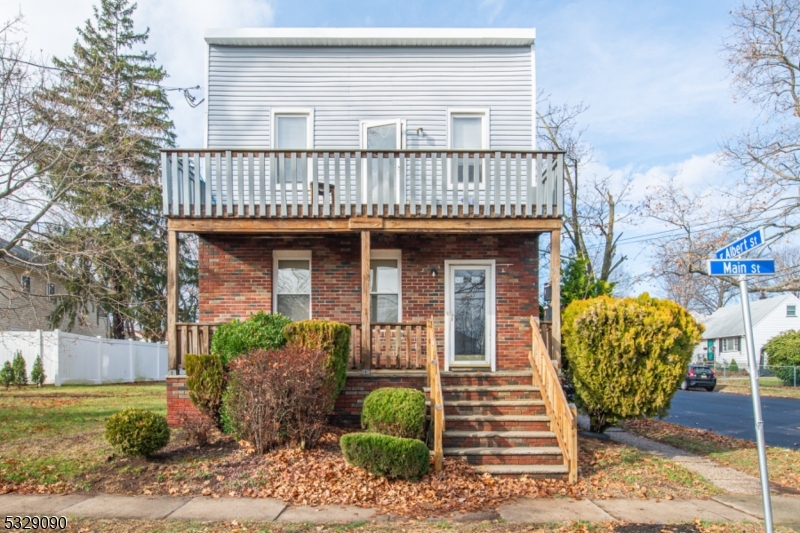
[0,238,109,336]
[163,28,576,481]
[694,294,800,369]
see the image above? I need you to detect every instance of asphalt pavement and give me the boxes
[666,389,800,448]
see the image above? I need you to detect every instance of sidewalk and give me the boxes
[1,493,799,528]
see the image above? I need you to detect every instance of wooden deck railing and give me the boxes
[426,318,445,472]
[175,323,219,369]
[348,322,428,370]
[529,317,577,483]
[161,149,564,219]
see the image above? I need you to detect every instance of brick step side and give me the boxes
[427,385,542,402]
[445,415,551,432]
[440,371,533,388]
[443,430,558,449]
[444,447,564,466]
[445,400,546,416]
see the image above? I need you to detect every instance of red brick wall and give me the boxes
[198,233,539,369]
[166,375,203,427]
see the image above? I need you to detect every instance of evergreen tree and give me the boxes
[561,253,615,310]
[29,0,195,339]
[0,361,14,390]
[11,352,27,388]
[30,355,46,387]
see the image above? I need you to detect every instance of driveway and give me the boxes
[666,390,800,449]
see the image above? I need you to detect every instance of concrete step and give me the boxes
[443,430,558,448]
[444,446,564,466]
[474,464,569,478]
[446,414,551,432]
[444,399,546,416]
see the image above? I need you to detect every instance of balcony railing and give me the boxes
[161,149,564,219]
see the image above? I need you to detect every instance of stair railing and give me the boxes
[426,317,445,472]
[529,316,578,483]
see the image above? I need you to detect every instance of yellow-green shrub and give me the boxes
[340,432,430,480]
[563,294,702,433]
[283,319,351,395]
[105,409,170,457]
[184,354,224,425]
[361,387,426,439]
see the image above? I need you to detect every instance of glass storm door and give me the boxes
[446,262,495,369]
[361,120,402,204]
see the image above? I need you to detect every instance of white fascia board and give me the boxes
[204,27,536,47]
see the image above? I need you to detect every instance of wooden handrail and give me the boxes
[529,316,578,484]
[426,318,445,472]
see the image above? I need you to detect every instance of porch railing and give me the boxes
[426,318,445,472]
[175,323,219,370]
[161,149,564,219]
[347,322,428,370]
[530,316,577,483]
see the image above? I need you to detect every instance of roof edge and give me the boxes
[204,28,536,47]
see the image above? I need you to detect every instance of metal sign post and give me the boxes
[709,229,774,533]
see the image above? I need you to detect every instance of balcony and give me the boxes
[161,149,564,220]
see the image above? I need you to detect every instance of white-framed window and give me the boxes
[788,305,797,317]
[271,108,314,184]
[721,337,741,352]
[370,250,402,323]
[447,108,489,186]
[273,250,312,321]
[20,275,30,293]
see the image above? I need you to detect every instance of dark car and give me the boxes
[681,364,717,391]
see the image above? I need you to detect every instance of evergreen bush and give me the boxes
[340,432,430,480]
[104,408,170,457]
[283,319,351,395]
[361,387,426,439]
[211,311,292,366]
[728,359,740,373]
[0,361,14,390]
[11,352,27,388]
[563,294,702,433]
[184,354,224,425]
[30,356,46,387]
[763,330,800,385]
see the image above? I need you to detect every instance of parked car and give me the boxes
[681,364,717,391]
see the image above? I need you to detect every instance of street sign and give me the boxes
[715,228,765,259]
[707,259,775,276]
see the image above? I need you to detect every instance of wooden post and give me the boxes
[361,231,371,370]
[167,230,179,372]
[550,227,562,367]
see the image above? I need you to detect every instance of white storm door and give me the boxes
[445,261,496,371]
[361,120,403,206]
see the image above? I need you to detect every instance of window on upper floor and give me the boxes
[21,275,31,293]
[370,250,401,323]
[272,110,313,184]
[448,109,488,185]
[273,250,311,321]
[721,337,741,352]
[788,305,797,317]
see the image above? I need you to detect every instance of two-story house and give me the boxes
[164,28,575,481]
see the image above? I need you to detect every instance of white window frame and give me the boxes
[273,250,312,319]
[788,305,797,317]
[270,108,315,187]
[370,249,402,323]
[721,337,741,353]
[446,108,490,190]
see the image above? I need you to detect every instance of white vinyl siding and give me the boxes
[207,46,532,149]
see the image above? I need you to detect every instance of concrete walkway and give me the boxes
[2,493,800,529]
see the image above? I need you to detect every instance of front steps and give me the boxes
[427,370,569,478]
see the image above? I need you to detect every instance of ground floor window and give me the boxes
[721,337,740,352]
[370,250,401,323]
[273,250,311,320]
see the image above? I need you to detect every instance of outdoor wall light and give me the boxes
[416,127,424,136]
[430,267,438,277]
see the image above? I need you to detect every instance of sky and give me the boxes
[2,0,761,296]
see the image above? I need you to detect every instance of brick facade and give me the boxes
[198,232,539,370]
[166,375,203,427]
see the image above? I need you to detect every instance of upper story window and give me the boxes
[788,305,797,317]
[271,109,314,184]
[721,337,741,352]
[370,250,401,323]
[273,250,311,321]
[448,109,488,184]
[21,275,31,293]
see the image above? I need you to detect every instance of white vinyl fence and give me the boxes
[0,330,167,386]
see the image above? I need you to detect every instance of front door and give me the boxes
[445,261,495,371]
[361,120,403,204]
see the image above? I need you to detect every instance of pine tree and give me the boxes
[30,355,46,387]
[11,352,27,388]
[29,0,195,339]
[0,361,14,390]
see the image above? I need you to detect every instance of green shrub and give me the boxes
[11,352,27,388]
[104,408,170,457]
[563,294,702,433]
[340,432,430,480]
[30,355,45,387]
[361,387,426,439]
[184,354,224,425]
[763,330,800,385]
[728,359,740,373]
[283,319,351,396]
[0,361,13,390]
[211,311,292,366]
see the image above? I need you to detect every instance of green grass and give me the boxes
[717,377,800,400]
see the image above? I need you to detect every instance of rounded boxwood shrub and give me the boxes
[764,330,800,385]
[361,387,426,439]
[184,354,224,425]
[105,408,170,457]
[728,359,740,373]
[340,432,430,480]
[211,311,292,366]
[283,319,351,396]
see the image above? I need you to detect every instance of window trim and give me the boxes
[721,337,741,353]
[20,275,31,293]
[272,250,313,319]
[788,305,797,317]
[270,108,315,149]
[370,249,402,323]
[46,282,55,299]
[446,108,490,189]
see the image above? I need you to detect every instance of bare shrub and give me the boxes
[223,345,334,453]
[177,411,216,447]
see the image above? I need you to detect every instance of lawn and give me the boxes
[716,377,800,400]
[1,384,720,519]
[622,419,800,492]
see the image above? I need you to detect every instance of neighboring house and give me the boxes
[163,28,573,479]
[0,238,109,336]
[695,294,800,369]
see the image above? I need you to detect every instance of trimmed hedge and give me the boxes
[361,387,426,439]
[184,354,224,425]
[105,408,170,457]
[340,432,430,480]
[763,329,800,385]
[211,311,291,366]
[283,319,351,396]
